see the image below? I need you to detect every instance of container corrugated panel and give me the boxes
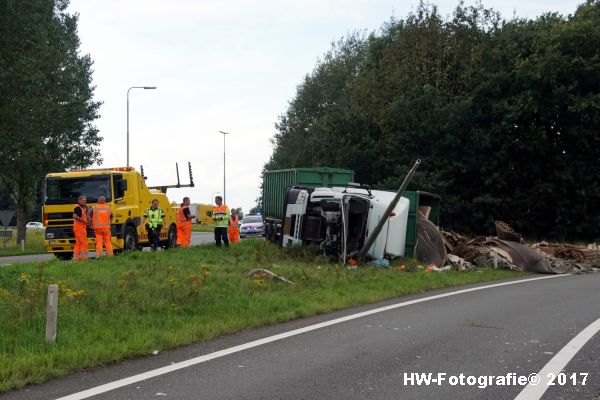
[263,167,354,220]
[263,169,296,221]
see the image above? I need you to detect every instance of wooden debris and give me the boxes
[246,269,295,285]
[495,221,524,243]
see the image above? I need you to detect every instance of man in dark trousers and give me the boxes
[143,199,164,251]
[213,195,230,247]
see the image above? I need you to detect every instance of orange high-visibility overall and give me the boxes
[92,204,113,257]
[228,215,239,244]
[176,205,192,247]
[72,204,88,261]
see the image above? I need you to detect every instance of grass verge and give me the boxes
[0,240,524,392]
[0,229,46,257]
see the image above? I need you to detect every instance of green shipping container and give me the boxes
[263,167,354,221]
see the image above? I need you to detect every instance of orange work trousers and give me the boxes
[228,227,239,244]
[177,222,192,248]
[94,228,113,257]
[73,225,89,261]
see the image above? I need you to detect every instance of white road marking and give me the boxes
[56,274,567,400]
[515,317,600,400]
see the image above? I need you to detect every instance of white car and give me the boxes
[26,222,44,230]
[239,216,265,238]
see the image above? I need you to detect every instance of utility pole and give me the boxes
[218,131,230,204]
[127,86,157,167]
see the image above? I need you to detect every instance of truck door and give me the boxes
[112,173,139,237]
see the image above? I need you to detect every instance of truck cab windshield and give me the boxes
[45,175,112,205]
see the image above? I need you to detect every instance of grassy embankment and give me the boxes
[0,240,524,392]
[0,229,46,257]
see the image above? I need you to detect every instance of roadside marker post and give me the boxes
[46,285,59,343]
[0,230,12,248]
[0,210,14,249]
[20,239,25,252]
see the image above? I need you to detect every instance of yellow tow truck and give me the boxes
[42,164,194,259]
[196,204,214,225]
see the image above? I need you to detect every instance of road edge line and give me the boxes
[56,274,567,400]
[515,317,600,400]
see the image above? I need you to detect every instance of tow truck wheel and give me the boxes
[55,252,73,260]
[124,226,138,252]
[163,224,177,249]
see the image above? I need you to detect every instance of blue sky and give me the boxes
[68,0,584,212]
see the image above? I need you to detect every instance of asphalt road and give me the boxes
[0,232,215,266]
[2,274,598,400]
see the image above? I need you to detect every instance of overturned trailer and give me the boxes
[264,161,442,262]
[263,167,355,241]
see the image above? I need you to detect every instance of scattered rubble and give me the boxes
[246,269,295,285]
[445,254,475,271]
[369,258,390,268]
[495,220,525,243]
[531,242,598,263]
[441,231,469,254]
[437,222,599,274]
[347,219,597,274]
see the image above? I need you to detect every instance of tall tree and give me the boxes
[266,1,599,240]
[351,2,501,233]
[0,0,102,243]
[468,1,600,238]
[266,32,381,184]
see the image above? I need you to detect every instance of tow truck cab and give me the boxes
[42,167,178,259]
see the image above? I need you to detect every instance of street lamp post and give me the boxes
[127,86,157,167]
[218,131,230,204]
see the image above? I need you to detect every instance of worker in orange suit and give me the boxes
[228,208,240,244]
[72,195,89,261]
[89,195,113,257]
[176,197,194,247]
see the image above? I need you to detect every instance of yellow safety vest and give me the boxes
[213,205,230,228]
[145,207,164,228]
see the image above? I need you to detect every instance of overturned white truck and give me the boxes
[264,161,446,264]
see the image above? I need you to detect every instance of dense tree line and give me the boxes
[265,1,599,240]
[0,0,101,242]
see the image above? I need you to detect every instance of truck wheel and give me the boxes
[269,223,278,242]
[163,224,177,249]
[124,226,138,252]
[265,223,273,242]
[55,252,73,260]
